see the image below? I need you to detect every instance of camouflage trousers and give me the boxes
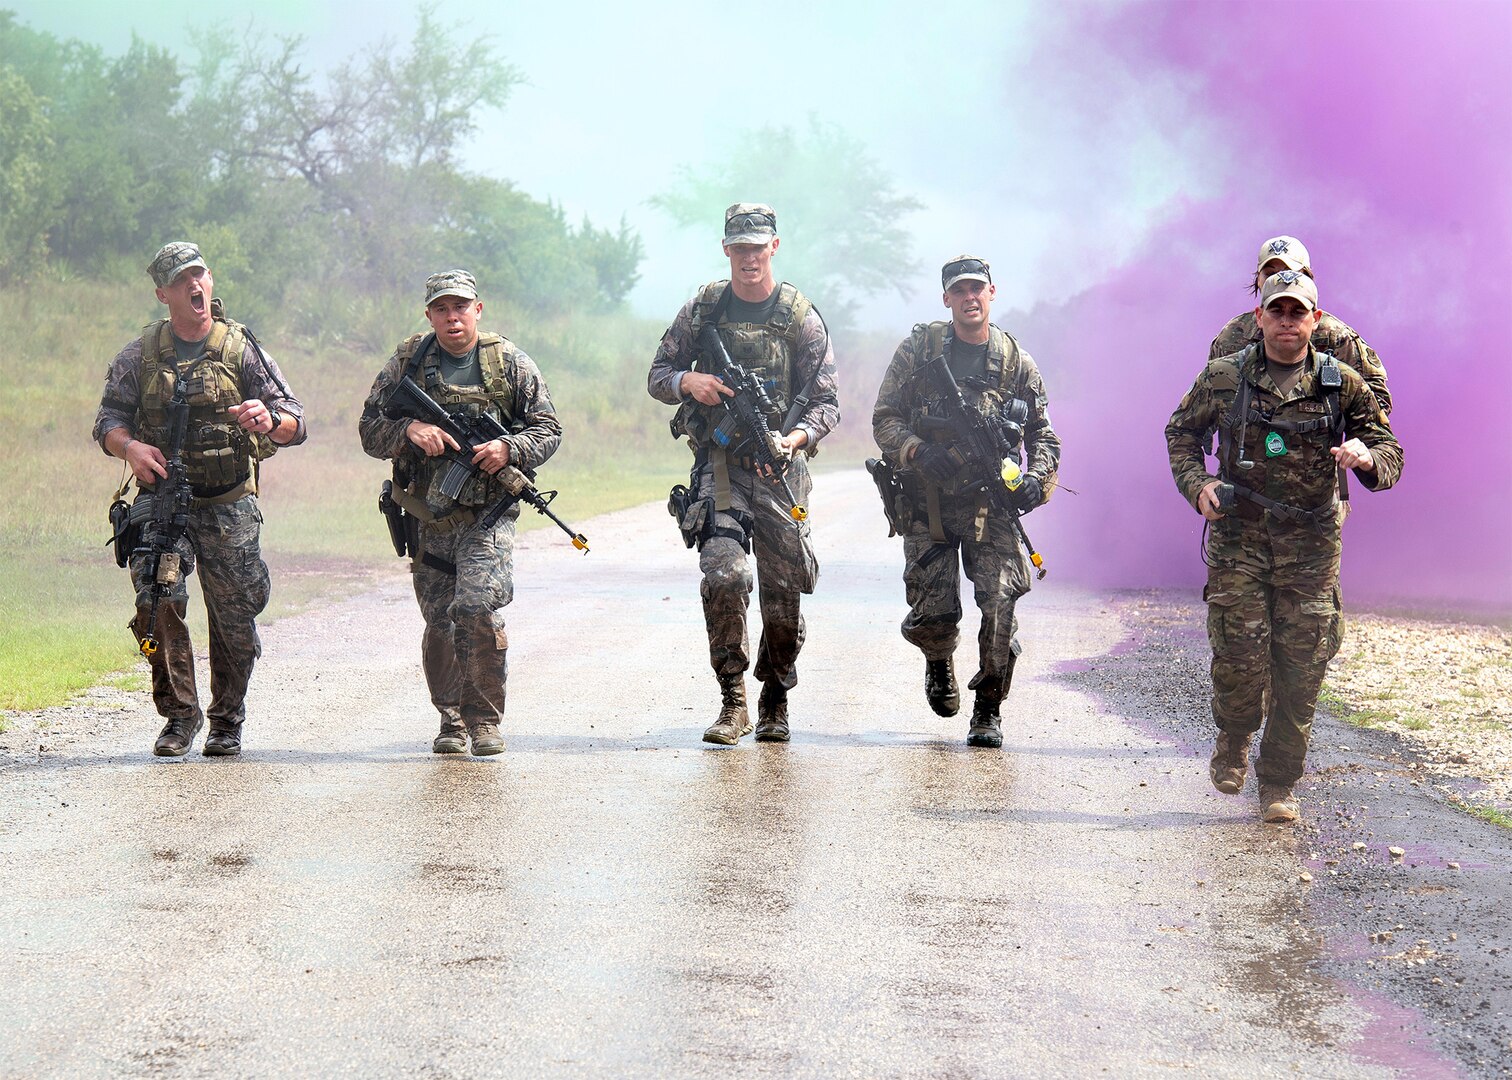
[691,456,816,688]
[1204,560,1345,786]
[900,502,1029,696]
[129,495,270,728]
[412,514,515,729]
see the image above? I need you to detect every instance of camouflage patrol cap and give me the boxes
[723,203,777,246]
[147,242,208,288]
[1256,235,1311,273]
[942,255,992,290]
[423,269,479,306]
[1259,269,1318,312]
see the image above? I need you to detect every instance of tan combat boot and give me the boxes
[1259,783,1300,823]
[702,674,752,746]
[1209,730,1252,795]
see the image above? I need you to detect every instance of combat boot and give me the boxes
[203,722,242,757]
[965,675,1004,748]
[467,722,506,757]
[702,674,752,746]
[432,717,468,755]
[925,657,960,717]
[755,682,790,743]
[153,711,204,757]
[1209,730,1251,794]
[1259,784,1300,824]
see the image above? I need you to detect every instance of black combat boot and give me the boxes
[153,711,204,757]
[965,674,1005,748]
[925,657,960,717]
[467,722,506,756]
[203,722,243,757]
[703,674,752,746]
[432,717,468,755]
[755,682,790,742]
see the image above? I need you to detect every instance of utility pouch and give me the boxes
[379,479,411,558]
[865,457,913,538]
[108,499,138,568]
[794,520,819,595]
[670,485,710,550]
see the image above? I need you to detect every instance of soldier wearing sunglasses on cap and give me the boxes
[872,256,1061,748]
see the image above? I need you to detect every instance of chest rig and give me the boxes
[671,280,813,453]
[907,322,1032,541]
[1214,345,1347,530]
[136,314,273,497]
[396,331,520,510]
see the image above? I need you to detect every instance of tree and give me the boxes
[652,117,923,326]
[0,64,53,278]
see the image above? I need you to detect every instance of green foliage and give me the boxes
[652,115,924,327]
[0,8,644,320]
[0,63,53,276]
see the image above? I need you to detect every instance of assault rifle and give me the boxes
[915,353,1046,578]
[696,323,807,523]
[131,367,195,657]
[382,375,589,552]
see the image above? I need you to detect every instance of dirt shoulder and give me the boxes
[1057,590,1512,1078]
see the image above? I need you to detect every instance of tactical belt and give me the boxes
[1229,483,1339,532]
[387,483,478,534]
[190,476,254,506]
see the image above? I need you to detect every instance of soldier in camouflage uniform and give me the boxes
[1210,236,1392,415]
[359,270,562,757]
[648,204,839,745]
[872,256,1061,748]
[1167,270,1402,823]
[94,242,306,757]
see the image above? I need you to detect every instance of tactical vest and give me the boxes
[910,321,1032,483]
[1212,344,1347,527]
[673,280,814,449]
[135,315,274,493]
[398,331,521,509]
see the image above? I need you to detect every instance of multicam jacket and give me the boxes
[1166,342,1402,560]
[1209,309,1392,415]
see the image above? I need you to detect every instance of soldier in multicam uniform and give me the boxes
[872,256,1060,748]
[1167,270,1402,823]
[648,203,839,745]
[359,270,562,757]
[94,242,307,757]
[1210,236,1393,415]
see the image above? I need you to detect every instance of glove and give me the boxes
[913,444,958,484]
[1011,475,1043,512]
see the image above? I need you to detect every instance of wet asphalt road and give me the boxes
[0,471,1488,1077]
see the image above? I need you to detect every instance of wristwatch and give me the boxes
[265,404,283,433]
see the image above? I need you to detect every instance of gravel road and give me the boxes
[1,471,1505,1078]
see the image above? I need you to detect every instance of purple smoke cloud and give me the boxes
[1006,0,1512,612]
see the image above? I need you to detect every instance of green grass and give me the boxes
[1462,804,1512,829]
[0,276,689,716]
